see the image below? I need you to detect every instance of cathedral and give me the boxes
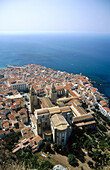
[29,86,40,113]
[29,84,57,114]
[49,83,57,104]
[29,84,95,146]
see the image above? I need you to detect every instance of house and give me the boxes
[5,79,28,91]
[18,108,28,124]
[0,130,5,138]
[98,100,110,118]
[21,127,34,139]
[32,84,44,96]
[12,135,43,153]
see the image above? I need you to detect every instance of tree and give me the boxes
[72,143,78,153]
[42,142,51,153]
[92,150,102,162]
[80,166,84,170]
[98,124,107,132]
[22,150,39,169]
[61,145,67,154]
[68,154,78,166]
[39,160,53,170]
[94,162,100,169]
[79,137,85,147]
[53,143,61,152]
[84,140,92,152]
[102,153,110,166]
[99,141,106,151]
[87,161,93,168]
[92,140,97,148]
[29,154,39,169]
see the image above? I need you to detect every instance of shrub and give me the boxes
[87,161,93,168]
[42,142,51,153]
[81,166,84,170]
[68,154,78,166]
[53,143,61,152]
[39,160,53,170]
[84,140,92,152]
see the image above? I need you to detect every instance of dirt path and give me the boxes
[50,151,91,170]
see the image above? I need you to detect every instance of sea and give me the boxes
[0,33,110,99]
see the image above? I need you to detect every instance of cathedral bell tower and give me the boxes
[50,83,57,104]
[29,86,38,113]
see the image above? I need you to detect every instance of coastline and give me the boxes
[0,64,110,101]
[0,34,110,99]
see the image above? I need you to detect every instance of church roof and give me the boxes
[60,106,71,113]
[48,106,60,115]
[40,97,54,108]
[35,108,49,115]
[51,114,69,131]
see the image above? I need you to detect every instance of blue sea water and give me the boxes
[0,33,110,99]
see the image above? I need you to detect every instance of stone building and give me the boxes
[72,114,96,129]
[55,86,65,97]
[30,104,96,146]
[31,106,73,145]
[29,86,40,113]
[34,108,51,139]
[50,83,57,104]
[51,114,70,145]
[46,85,65,99]
[60,106,73,126]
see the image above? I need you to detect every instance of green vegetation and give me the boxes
[16,148,39,169]
[80,166,84,170]
[1,106,110,169]
[0,138,17,170]
[1,135,53,170]
[52,143,61,152]
[87,161,93,168]
[67,125,110,168]
[38,160,53,170]
[16,147,53,169]
[4,132,22,151]
[52,143,67,155]
[68,154,78,166]
[24,96,29,102]
[42,142,51,153]
[94,110,110,126]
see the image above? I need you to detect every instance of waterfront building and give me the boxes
[5,79,28,91]
[99,103,110,118]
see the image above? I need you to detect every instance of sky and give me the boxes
[0,0,110,34]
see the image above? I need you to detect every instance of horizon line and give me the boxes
[0,31,110,35]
